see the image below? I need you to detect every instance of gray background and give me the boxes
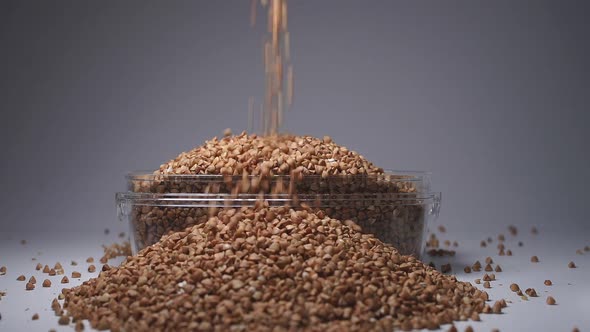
[1,0,589,235]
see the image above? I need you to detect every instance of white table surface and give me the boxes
[1,227,588,332]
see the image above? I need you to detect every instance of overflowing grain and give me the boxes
[62,206,489,331]
[127,133,432,256]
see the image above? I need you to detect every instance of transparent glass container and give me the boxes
[116,191,441,258]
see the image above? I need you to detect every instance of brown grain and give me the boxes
[525,288,538,297]
[130,133,426,255]
[61,206,492,331]
[58,315,70,325]
[492,301,502,314]
[508,225,518,236]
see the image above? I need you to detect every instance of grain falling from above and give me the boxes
[251,0,293,135]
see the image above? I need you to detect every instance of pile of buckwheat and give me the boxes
[63,204,490,331]
[127,133,431,256]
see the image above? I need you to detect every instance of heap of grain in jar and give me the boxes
[129,133,427,256]
[62,205,490,331]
